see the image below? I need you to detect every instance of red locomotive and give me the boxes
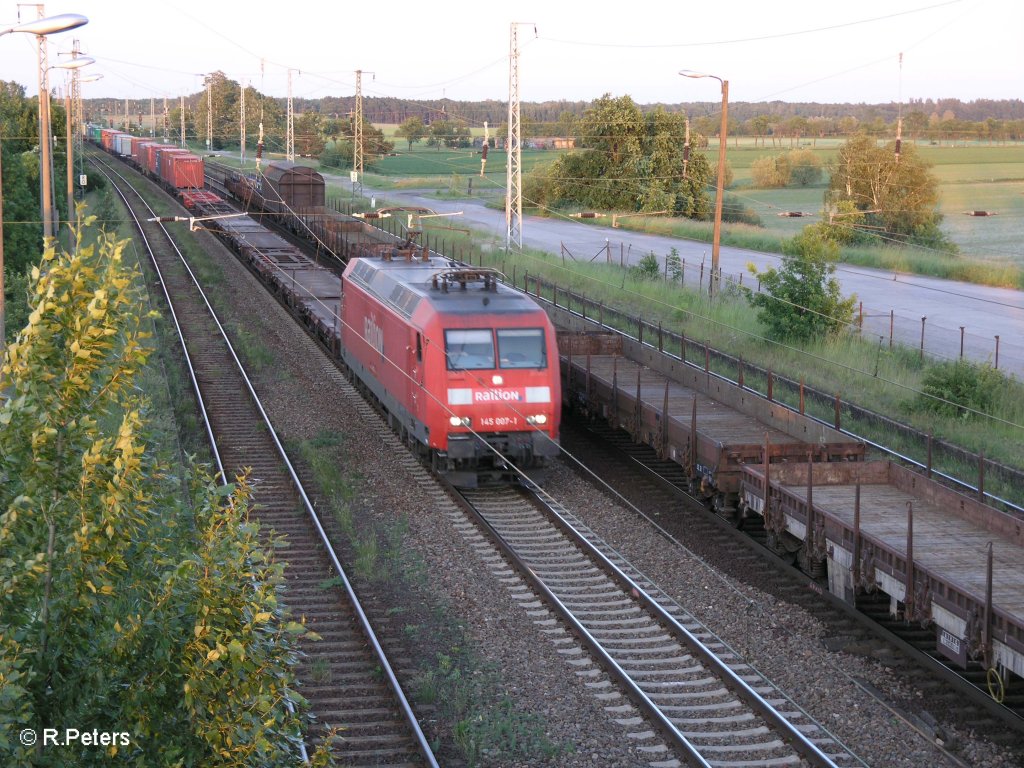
[341,252,561,487]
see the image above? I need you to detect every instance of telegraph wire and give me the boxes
[537,1,963,49]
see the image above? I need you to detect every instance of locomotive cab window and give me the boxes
[445,329,495,370]
[497,328,546,369]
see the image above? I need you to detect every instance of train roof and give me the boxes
[347,255,543,320]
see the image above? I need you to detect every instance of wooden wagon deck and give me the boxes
[742,460,1024,675]
[568,354,804,448]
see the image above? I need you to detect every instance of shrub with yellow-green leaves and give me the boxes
[0,214,328,766]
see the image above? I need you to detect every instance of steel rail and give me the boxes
[587,420,1024,735]
[93,153,439,767]
[525,485,847,768]
[450,482,851,768]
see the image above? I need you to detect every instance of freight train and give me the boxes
[91,131,1024,702]
[89,130,561,486]
[90,126,204,191]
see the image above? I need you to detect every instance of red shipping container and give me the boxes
[164,153,204,189]
[145,144,177,175]
[157,148,189,184]
[131,138,154,165]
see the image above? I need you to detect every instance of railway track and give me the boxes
[90,152,438,767]
[564,415,1024,756]
[101,150,1017,764]
[444,479,866,767]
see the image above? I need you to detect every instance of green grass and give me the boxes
[551,141,1024,288]
[364,145,558,193]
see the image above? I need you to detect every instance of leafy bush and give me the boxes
[0,221,320,766]
[751,154,790,187]
[631,251,662,280]
[789,149,823,186]
[721,194,762,226]
[747,229,856,341]
[915,360,1004,419]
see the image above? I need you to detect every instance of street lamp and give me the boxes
[0,12,87,36]
[0,11,87,350]
[680,69,728,298]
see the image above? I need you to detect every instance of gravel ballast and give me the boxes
[175,220,1017,767]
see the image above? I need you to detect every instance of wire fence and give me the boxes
[556,240,1024,379]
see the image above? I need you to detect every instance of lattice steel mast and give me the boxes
[286,68,296,162]
[506,23,534,250]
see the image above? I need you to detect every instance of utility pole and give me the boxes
[33,3,55,239]
[506,23,534,250]
[354,69,363,180]
[680,69,728,298]
[240,80,246,166]
[149,96,154,137]
[69,37,81,223]
[162,96,167,142]
[1,127,6,348]
[179,94,185,148]
[352,69,374,194]
[286,68,296,162]
[123,97,128,132]
[205,76,212,152]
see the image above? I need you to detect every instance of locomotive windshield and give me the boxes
[497,328,546,369]
[445,329,495,370]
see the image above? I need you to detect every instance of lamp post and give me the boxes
[680,69,728,298]
[0,11,87,349]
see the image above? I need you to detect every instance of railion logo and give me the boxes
[474,389,521,402]
[363,316,384,355]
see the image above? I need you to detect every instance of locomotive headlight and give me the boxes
[526,414,548,425]
[449,416,471,427]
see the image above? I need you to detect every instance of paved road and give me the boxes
[357,183,1024,379]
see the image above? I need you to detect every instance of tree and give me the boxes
[788,149,823,186]
[396,116,427,148]
[0,216,323,765]
[751,154,791,187]
[904,110,928,141]
[827,133,948,246]
[427,119,471,149]
[294,111,326,156]
[319,116,393,169]
[530,94,712,219]
[2,81,44,343]
[782,116,809,148]
[665,247,682,282]
[747,115,771,147]
[746,229,856,342]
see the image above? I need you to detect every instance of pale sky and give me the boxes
[2,0,1021,116]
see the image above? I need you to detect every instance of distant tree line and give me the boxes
[87,94,1024,143]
